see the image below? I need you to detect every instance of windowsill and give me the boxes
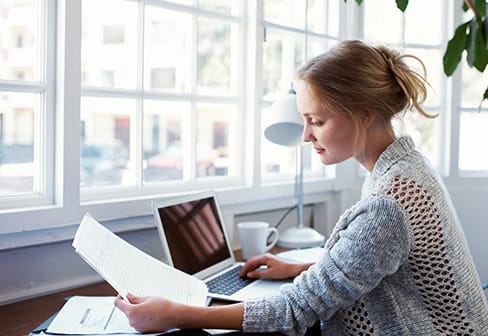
[0,184,338,253]
[0,215,155,252]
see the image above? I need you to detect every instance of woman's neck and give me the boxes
[354,124,396,172]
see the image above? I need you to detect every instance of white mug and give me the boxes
[237,221,279,260]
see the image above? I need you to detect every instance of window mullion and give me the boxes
[135,1,145,187]
[44,0,57,204]
[188,9,198,181]
[448,5,464,180]
[58,0,82,209]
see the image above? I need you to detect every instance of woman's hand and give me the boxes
[239,253,313,280]
[115,293,245,332]
[114,293,181,333]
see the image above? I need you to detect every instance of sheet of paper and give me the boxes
[46,296,166,335]
[72,213,208,307]
[47,296,133,334]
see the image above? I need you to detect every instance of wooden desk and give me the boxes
[0,247,320,335]
[0,282,116,336]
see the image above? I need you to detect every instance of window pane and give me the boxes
[0,92,38,196]
[262,140,324,178]
[143,101,188,182]
[81,0,138,89]
[306,36,334,60]
[461,62,488,108]
[263,0,305,30]
[0,0,40,81]
[363,1,445,173]
[307,0,339,35]
[263,30,305,101]
[404,0,442,45]
[262,140,296,177]
[145,6,192,92]
[196,103,233,177]
[404,47,442,108]
[261,104,296,177]
[197,18,233,95]
[363,0,403,44]
[81,97,133,188]
[459,112,488,172]
[392,109,441,169]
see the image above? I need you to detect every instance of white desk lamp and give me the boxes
[264,89,325,248]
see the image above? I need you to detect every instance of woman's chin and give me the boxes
[320,155,345,166]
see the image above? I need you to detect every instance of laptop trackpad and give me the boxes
[231,279,292,301]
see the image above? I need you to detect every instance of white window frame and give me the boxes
[0,0,56,210]
[0,0,346,243]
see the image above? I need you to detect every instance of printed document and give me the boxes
[46,296,167,335]
[72,213,208,306]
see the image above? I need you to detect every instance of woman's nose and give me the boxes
[302,125,312,143]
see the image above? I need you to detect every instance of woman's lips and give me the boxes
[314,147,324,154]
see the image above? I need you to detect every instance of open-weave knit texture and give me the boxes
[242,136,488,336]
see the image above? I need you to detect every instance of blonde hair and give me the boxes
[296,40,435,149]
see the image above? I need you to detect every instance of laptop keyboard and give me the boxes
[206,265,255,296]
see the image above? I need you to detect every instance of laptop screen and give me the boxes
[155,195,232,275]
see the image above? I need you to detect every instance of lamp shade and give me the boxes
[264,92,303,147]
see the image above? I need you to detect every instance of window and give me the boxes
[362,0,446,171]
[81,0,242,197]
[361,0,488,177]
[2,1,486,237]
[0,0,53,206]
[458,51,488,174]
[0,0,343,234]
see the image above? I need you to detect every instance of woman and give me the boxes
[115,40,488,335]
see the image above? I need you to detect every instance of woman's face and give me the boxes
[296,80,358,166]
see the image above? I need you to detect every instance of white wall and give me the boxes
[449,188,488,285]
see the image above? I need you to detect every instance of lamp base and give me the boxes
[277,226,325,249]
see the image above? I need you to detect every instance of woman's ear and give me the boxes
[363,110,376,129]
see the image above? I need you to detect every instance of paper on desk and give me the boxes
[73,213,208,307]
[47,296,142,335]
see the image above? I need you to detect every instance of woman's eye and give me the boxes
[310,120,323,126]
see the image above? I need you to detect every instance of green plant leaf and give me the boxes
[396,0,408,12]
[484,12,488,48]
[355,0,363,5]
[474,32,488,72]
[467,18,488,71]
[474,0,486,17]
[443,22,469,76]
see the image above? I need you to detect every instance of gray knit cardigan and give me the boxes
[242,136,488,335]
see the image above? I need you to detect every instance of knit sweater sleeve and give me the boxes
[242,196,412,336]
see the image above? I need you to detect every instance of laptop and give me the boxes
[152,191,292,302]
